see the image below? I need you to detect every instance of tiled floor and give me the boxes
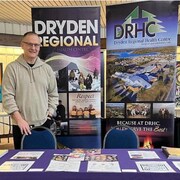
[0,137,14,150]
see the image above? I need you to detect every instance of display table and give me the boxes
[0,149,180,180]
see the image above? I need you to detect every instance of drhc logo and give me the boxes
[114,6,166,39]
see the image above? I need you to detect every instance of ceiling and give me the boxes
[0,0,179,29]
[0,0,133,28]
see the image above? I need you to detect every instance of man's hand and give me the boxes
[17,119,31,135]
[11,111,31,135]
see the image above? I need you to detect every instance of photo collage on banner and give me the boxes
[32,7,101,139]
[106,1,179,148]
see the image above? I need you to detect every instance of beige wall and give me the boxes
[0,46,22,135]
[0,46,23,72]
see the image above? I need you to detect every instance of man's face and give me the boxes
[21,34,40,60]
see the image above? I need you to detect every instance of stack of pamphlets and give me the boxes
[162,146,180,159]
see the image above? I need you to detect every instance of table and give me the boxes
[0,149,180,180]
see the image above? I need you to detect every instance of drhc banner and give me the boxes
[106,1,178,148]
[32,7,101,148]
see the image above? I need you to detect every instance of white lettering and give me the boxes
[34,20,99,35]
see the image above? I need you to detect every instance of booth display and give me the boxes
[106,0,179,148]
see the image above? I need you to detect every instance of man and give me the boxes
[2,32,59,149]
[56,100,65,121]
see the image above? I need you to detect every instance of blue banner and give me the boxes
[32,7,101,148]
[106,1,178,148]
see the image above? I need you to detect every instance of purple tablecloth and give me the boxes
[0,149,180,180]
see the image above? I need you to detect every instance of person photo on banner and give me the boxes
[71,105,78,118]
[2,31,59,149]
[78,72,86,91]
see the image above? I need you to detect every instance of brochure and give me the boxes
[128,150,160,159]
[172,161,180,171]
[136,161,175,173]
[67,153,85,161]
[0,161,34,172]
[46,154,80,172]
[10,151,44,160]
[85,154,118,162]
[46,153,81,172]
[52,153,85,162]
[46,160,81,172]
[85,153,120,172]
[53,154,69,161]
[72,148,101,155]
[0,150,8,158]
[87,161,121,172]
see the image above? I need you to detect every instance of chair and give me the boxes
[21,126,57,149]
[103,125,139,149]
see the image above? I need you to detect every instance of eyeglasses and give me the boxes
[22,41,41,48]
